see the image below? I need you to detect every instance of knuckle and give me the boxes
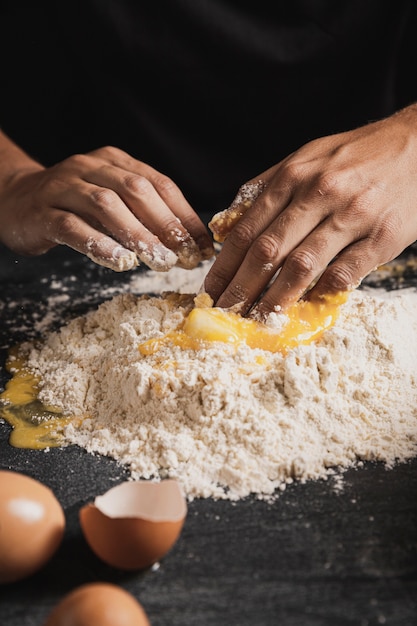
[323,263,356,291]
[372,214,402,246]
[285,248,320,278]
[96,145,124,160]
[123,173,153,196]
[38,175,64,196]
[314,171,342,197]
[280,160,306,185]
[204,267,231,299]
[329,197,372,232]
[62,153,91,171]
[53,212,80,240]
[89,187,118,213]
[250,233,281,265]
[350,195,373,219]
[341,196,368,222]
[227,221,256,251]
[224,282,250,304]
[209,266,231,287]
[153,173,177,196]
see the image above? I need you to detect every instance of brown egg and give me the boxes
[44,582,151,626]
[79,479,187,570]
[0,470,65,584]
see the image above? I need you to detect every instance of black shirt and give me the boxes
[1,0,416,217]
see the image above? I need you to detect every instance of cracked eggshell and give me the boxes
[79,479,187,570]
[0,470,65,584]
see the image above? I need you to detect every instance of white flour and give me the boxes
[19,264,417,502]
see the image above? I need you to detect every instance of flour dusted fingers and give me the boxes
[208,180,267,242]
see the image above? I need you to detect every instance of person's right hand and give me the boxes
[204,105,417,317]
[0,142,214,271]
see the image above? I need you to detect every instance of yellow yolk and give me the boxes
[139,291,349,356]
[1,291,349,449]
[0,346,78,449]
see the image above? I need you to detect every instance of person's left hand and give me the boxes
[204,105,417,317]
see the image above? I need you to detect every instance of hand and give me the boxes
[0,143,215,271]
[204,104,417,317]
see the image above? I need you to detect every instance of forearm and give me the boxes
[0,130,43,189]
[0,130,45,251]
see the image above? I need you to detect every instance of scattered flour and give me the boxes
[19,270,417,502]
[128,263,210,296]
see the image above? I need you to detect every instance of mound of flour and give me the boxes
[21,280,417,501]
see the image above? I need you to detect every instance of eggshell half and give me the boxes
[79,479,187,570]
[0,470,65,584]
[44,582,151,626]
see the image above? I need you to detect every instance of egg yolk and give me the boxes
[139,291,349,356]
[0,346,79,450]
[0,291,349,450]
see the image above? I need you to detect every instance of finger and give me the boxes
[45,208,140,272]
[252,221,363,318]
[204,182,294,303]
[208,179,269,242]
[148,174,215,262]
[50,178,182,271]
[306,238,390,299]
[82,165,203,269]
[87,149,215,266]
[206,193,331,313]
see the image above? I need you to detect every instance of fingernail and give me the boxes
[86,239,139,272]
[137,241,178,271]
[112,246,139,271]
[175,238,203,269]
[209,180,268,242]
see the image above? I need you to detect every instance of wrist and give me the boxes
[0,130,43,189]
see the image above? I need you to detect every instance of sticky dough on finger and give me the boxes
[208,180,267,243]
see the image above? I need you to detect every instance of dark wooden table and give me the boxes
[1,244,416,626]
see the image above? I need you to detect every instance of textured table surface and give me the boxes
[1,244,416,626]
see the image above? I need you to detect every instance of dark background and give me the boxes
[1,244,416,626]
